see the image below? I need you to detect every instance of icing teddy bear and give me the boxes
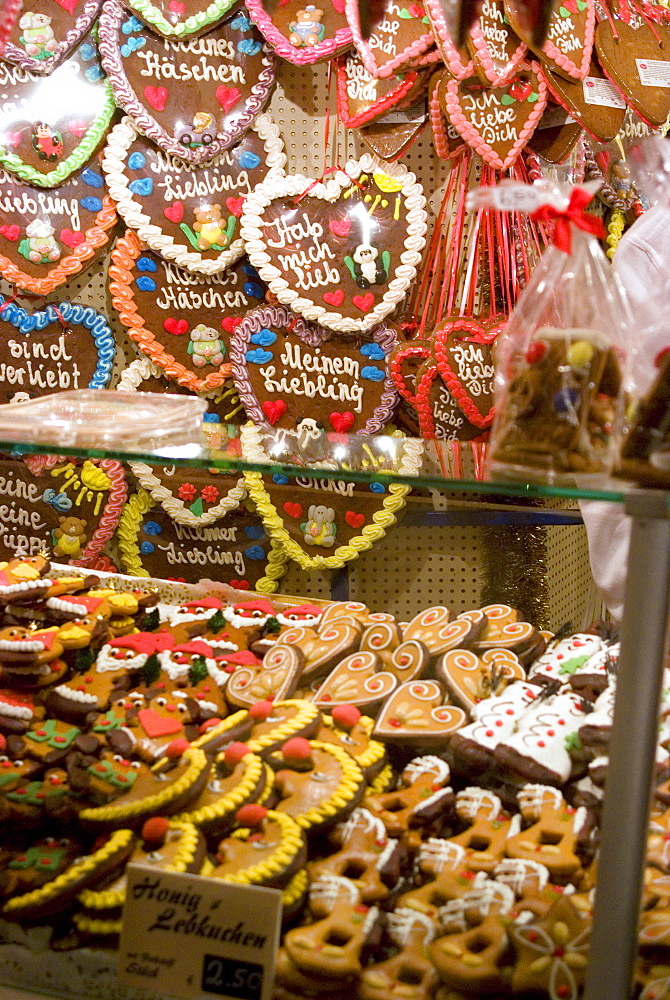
[302,505,336,547]
[19,12,57,59]
[288,5,325,46]
[21,220,61,264]
[52,516,87,558]
[193,205,227,251]
[31,122,63,161]
[187,325,226,367]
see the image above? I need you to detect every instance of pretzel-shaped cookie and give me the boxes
[430,912,510,994]
[449,788,512,872]
[506,784,585,883]
[360,908,438,1000]
[364,755,453,836]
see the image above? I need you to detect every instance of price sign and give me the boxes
[118,864,282,1000]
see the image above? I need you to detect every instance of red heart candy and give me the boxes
[169,0,186,11]
[262,400,287,425]
[67,120,88,138]
[329,218,351,237]
[283,502,302,519]
[221,316,242,334]
[59,229,85,249]
[137,708,183,738]
[226,196,245,217]
[0,225,20,242]
[3,132,21,148]
[345,511,366,529]
[324,290,345,307]
[332,0,345,11]
[353,292,375,312]
[228,579,250,589]
[164,201,184,223]
[145,86,169,112]
[329,411,354,433]
[54,0,80,14]
[216,86,241,112]
[164,318,189,336]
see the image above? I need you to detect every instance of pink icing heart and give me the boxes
[352,292,375,312]
[3,132,22,148]
[332,0,345,11]
[54,0,80,13]
[225,196,245,217]
[164,318,189,336]
[67,120,88,138]
[163,201,184,223]
[59,229,85,248]
[221,316,242,334]
[329,218,351,237]
[0,225,20,242]
[144,86,169,112]
[323,290,345,307]
[169,0,186,11]
[216,86,241,112]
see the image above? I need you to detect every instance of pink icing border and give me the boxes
[244,0,352,65]
[424,0,474,79]
[429,69,465,160]
[469,19,528,86]
[336,54,421,128]
[445,62,548,170]
[345,0,437,80]
[539,0,595,81]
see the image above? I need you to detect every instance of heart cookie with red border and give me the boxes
[123,0,235,39]
[505,0,594,80]
[444,64,547,169]
[109,230,266,392]
[244,0,352,66]
[98,1,276,164]
[468,0,527,86]
[429,69,467,159]
[0,455,127,569]
[0,0,103,75]
[102,114,286,275]
[0,154,116,294]
[373,679,467,742]
[229,302,399,435]
[433,316,501,429]
[595,17,670,127]
[336,51,425,128]
[346,0,438,79]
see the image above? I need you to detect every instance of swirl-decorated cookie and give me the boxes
[245,0,351,65]
[240,153,427,334]
[275,621,361,682]
[437,647,525,712]
[0,33,115,187]
[346,0,438,79]
[226,642,303,707]
[102,114,286,275]
[312,651,397,710]
[0,0,103,75]
[98,2,276,163]
[373,679,468,744]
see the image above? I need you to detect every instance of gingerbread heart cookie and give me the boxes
[526,101,582,161]
[358,99,429,160]
[402,606,484,656]
[415,360,491,441]
[0,155,116,295]
[506,0,594,80]
[539,58,626,141]
[312,651,397,710]
[445,63,547,169]
[468,0,527,86]
[279,621,361,682]
[424,0,474,77]
[374,679,467,742]
[437,647,525,712]
[347,0,437,79]
[98,2,276,163]
[595,17,670,127]
[110,231,266,392]
[127,463,246,527]
[429,69,467,158]
[226,643,303,707]
[229,303,399,435]
[336,51,425,127]
[102,114,286,275]
[245,0,351,66]
[240,153,427,334]
[0,33,115,187]
[123,0,236,38]
[430,315,501,432]
[0,0,103,75]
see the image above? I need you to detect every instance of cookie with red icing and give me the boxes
[272,738,366,833]
[0,625,68,688]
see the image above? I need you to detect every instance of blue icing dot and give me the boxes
[361,365,385,382]
[79,42,96,59]
[140,541,155,554]
[80,196,103,212]
[136,276,157,292]
[81,167,103,188]
[121,36,145,57]
[122,14,144,32]
[231,12,252,28]
[273,474,289,485]
[144,521,162,535]
[250,328,276,346]
[360,342,386,360]
[203,413,220,423]
[244,545,265,560]
[128,151,146,170]
[244,281,264,299]
[244,524,265,540]
[238,151,261,170]
[243,262,260,278]
[129,177,153,196]
[84,64,105,82]
[246,347,273,364]
[370,482,386,493]
[237,38,262,54]
[137,256,158,272]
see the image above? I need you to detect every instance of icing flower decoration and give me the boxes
[177,483,198,502]
[512,899,590,1000]
[201,485,220,503]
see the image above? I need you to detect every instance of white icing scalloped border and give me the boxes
[102,114,286,275]
[239,153,428,334]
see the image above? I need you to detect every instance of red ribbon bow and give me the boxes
[531,188,605,254]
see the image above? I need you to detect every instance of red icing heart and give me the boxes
[137,708,183,738]
[226,196,245,217]
[228,580,250,589]
[164,318,189,336]
[324,290,345,307]
[144,86,169,112]
[433,317,502,429]
[60,229,85,249]
[595,151,611,173]
[283,502,302,519]
[67,120,88,138]
[221,316,242,334]
[262,400,287,425]
[0,225,20,242]
[169,0,186,11]
[353,292,375,312]
[409,2,425,14]
[345,511,366,528]
[164,201,184,223]
[216,86,241,112]
[329,411,354,433]
[54,0,80,13]
[329,218,351,237]
[332,0,345,11]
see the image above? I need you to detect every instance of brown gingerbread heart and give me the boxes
[595,17,670,127]
[374,679,468,742]
[226,642,303,707]
[312,651,397,709]
[540,58,626,141]
[436,647,525,712]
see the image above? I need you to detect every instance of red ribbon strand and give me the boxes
[530,188,605,254]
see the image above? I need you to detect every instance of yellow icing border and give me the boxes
[319,714,386,772]
[368,762,394,795]
[189,709,250,753]
[282,868,308,909]
[3,829,134,916]
[79,748,209,823]
[77,821,200,911]
[247,700,320,754]
[173,753,264,827]
[276,740,364,832]
[73,913,123,935]
[212,810,303,887]
[257,764,275,804]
